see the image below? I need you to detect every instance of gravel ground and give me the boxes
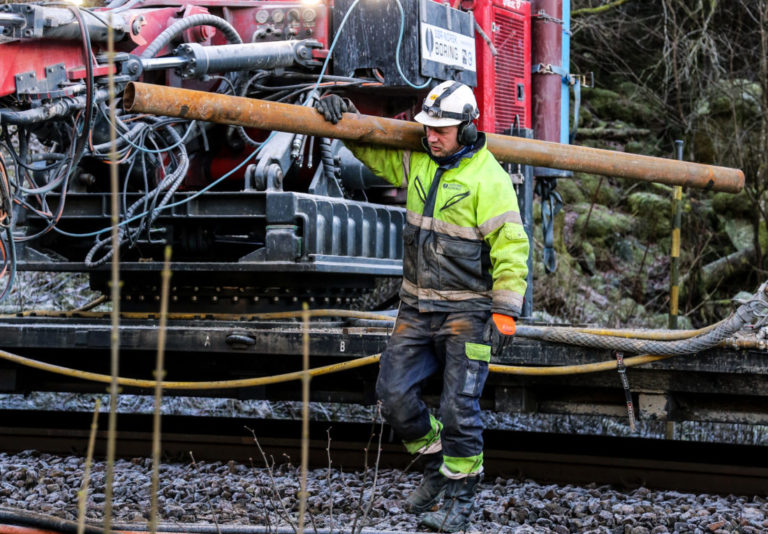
[0,395,766,533]
[0,449,765,534]
[2,275,767,532]
[1,394,765,533]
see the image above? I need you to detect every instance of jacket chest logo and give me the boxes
[440,183,470,211]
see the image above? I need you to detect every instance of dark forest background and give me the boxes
[533,0,768,327]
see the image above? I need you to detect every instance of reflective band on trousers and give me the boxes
[441,453,484,477]
[403,413,443,454]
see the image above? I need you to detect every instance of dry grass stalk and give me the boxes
[150,246,172,534]
[189,451,222,533]
[355,403,385,534]
[76,398,101,534]
[245,426,298,533]
[325,428,334,533]
[103,15,121,533]
[298,302,311,533]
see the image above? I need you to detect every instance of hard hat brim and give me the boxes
[414,111,463,128]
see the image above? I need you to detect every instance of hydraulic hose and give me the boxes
[140,14,242,59]
[89,122,145,153]
[3,308,396,322]
[319,137,339,184]
[0,348,382,390]
[516,282,768,355]
[0,331,760,389]
[0,90,108,126]
[0,285,764,387]
[84,119,190,267]
[0,507,417,534]
[488,354,672,375]
[109,0,146,12]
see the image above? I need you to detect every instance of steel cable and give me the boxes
[516,282,768,355]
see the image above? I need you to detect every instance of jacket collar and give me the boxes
[421,132,486,170]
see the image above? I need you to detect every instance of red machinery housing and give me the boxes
[473,0,532,134]
[0,0,534,310]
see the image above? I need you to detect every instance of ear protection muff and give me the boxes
[424,121,477,146]
[457,104,478,145]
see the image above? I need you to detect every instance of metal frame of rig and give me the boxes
[1,312,767,426]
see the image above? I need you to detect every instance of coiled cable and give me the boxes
[84,119,190,266]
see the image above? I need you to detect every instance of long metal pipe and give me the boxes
[123,82,745,192]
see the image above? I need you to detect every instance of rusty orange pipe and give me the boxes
[0,526,62,534]
[0,527,175,534]
[124,82,745,192]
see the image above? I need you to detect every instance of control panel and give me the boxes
[225,1,329,45]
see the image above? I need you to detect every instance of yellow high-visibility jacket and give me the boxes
[348,133,529,317]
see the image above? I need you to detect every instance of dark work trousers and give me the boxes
[376,302,491,463]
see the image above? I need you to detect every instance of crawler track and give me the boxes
[0,409,765,496]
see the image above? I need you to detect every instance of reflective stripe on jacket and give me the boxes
[348,133,529,317]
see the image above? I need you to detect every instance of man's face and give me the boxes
[425,125,461,158]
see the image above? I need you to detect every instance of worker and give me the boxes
[316,81,529,532]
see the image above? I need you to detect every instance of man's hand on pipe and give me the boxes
[315,94,358,124]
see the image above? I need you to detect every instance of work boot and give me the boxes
[404,453,448,514]
[420,474,482,533]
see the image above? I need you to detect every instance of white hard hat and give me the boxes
[414,81,480,128]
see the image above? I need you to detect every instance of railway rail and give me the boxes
[0,409,766,496]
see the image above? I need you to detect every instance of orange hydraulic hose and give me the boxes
[3,309,395,322]
[0,525,62,534]
[0,347,383,390]
[489,353,673,375]
[0,346,694,390]
[0,526,174,534]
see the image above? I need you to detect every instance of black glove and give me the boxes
[483,313,516,356]
[314,94,358,124]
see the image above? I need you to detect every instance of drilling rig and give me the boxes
[0,0,742,313]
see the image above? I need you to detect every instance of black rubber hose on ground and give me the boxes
[0,507,102,534]
[0,506,412,534]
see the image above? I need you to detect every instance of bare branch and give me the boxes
[573,0,632,17]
